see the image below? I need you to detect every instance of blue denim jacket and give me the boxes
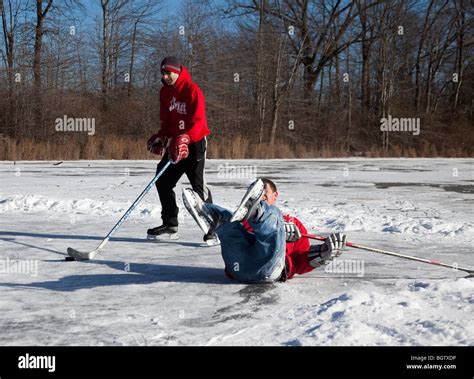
[209,202,286,283]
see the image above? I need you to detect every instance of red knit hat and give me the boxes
[161,56,181,74]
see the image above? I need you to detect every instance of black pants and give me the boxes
[155,137,212,227]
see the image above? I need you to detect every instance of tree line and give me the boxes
[1,0,473,160]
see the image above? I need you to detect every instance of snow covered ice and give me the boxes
[0,158,473,346]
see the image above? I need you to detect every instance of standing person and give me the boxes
[182,178,347,283]
[147,56,218,245]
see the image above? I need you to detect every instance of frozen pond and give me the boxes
[0,158,473,345]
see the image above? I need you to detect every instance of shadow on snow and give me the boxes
[0,230,232,289]
[0,259,233,291]
[0,230,203,255]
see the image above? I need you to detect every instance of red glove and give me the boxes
[147,134,167,155]
[169,134,190,163]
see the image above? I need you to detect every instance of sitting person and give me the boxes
[182,178,347,283]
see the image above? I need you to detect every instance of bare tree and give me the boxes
[0,0,472,159]
[256,0,266,143]
[356,0,377,113]
[1,0,21,88]
[425,11,458,114]
[269,31,303,145]
[413,0,449,112]
[33,0,53,134]
[1,0,27,138]
[99,0,129,108]
[451,0,473,112]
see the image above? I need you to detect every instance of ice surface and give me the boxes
[0,159,473,345]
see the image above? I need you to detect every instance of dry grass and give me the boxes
[0,135,472,161]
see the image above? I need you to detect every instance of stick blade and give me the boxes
[67,247,93,261]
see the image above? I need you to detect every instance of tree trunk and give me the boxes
[101,0,109,110]
[269,35,284,146]
[257,0,266,143]
[346,47,352,137]
[33,0,53,137]
[358,0,370,113]
[453,0,465,111]
[1,0,14,87]
[303,63,317,100]
[414,0,435,112]
[317,66,324,114]
[128,20,138,97]
[335,48,341,104]
[1,0,16,137]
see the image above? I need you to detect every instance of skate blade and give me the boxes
[230,179,264,223]
[182,189,211,234]
[229,207,248,223]
[205,239,221,247]
[204,234,220,246]
[147,233,179,241]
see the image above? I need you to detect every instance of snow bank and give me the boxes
[0,194,160,219]
[1,193,472,240]
[269,278,474,346]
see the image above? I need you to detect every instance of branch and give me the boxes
[42,0,53,17]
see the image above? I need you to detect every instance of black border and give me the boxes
[1,346,472,378]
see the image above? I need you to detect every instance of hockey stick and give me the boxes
[303,233,474,276]
[67,161,172,261]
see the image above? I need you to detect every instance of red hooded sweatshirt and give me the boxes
[158,65,210,143]
[282,214,314,280]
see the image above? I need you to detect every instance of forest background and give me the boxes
[1,0,472,160]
